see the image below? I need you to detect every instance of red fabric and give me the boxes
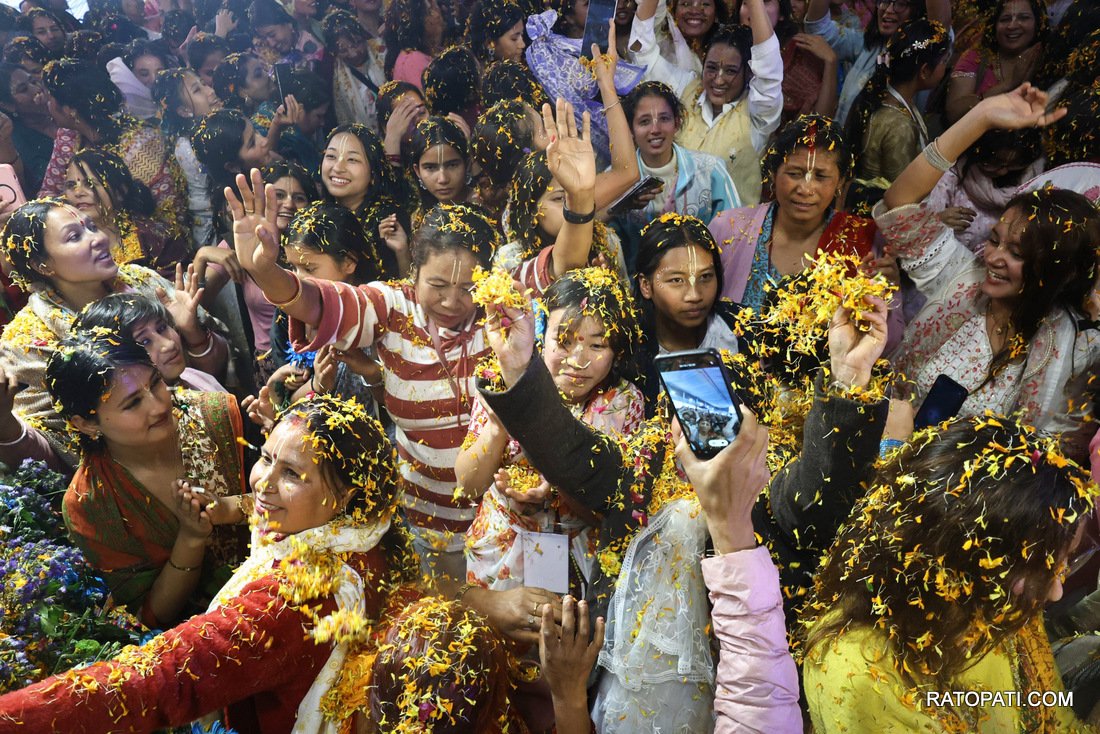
[0,548,390,734]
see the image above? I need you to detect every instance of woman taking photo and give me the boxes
[62,148,191,277]
[0,198,228,469]
[0,393,420,733]
[48,328,247,627]
[878,84,1100,436]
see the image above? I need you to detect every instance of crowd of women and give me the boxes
[0,0,1097,730]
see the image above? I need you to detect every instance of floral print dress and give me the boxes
[464,378,645,590]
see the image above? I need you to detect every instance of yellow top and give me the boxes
[804,616,1094,734]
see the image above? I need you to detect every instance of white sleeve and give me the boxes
[747,33,784,154]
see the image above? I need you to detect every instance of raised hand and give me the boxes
[311,344,338,394]
[979,83,1066,131]
[156,262,205,343]
[193,245,244,286]
[828,295,888,389]
[241,387,277,432]
[484,301,536,389]
[590,24,620,88]
[542,98,596,201]
[227,168,281,276]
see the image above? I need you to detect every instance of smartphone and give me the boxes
[655,348,743,459]
[273,62,293,105]
[913,374,969,430]
[0,164,26,216]
[580,0,617,59]
[605,176,662,218]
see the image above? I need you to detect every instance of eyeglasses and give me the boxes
[877,0,912,9]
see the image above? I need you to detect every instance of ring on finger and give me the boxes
[533,601,540,616]
[527,614,538,628]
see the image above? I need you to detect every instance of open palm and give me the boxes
[227,169,282,275]
[543,98,596,198]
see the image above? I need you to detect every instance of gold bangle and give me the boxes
[268,272,303,309]
[236,494,255,523]
[454,582,475,602]
[167,557,201,572]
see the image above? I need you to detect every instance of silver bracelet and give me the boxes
[922,137,955,173]
[0,420,26,446]
[186,332,215,359]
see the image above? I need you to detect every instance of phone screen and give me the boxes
[913,374,969,430]
[658,357,741,458]
[580,0,617,58]
[274,63,292,104]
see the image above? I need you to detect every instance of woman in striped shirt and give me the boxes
[228,99,598,583]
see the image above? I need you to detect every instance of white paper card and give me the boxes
[522,531,569,594]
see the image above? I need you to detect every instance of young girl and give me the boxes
[461,267,644,591]
[633,212,741,407]
[378,80,428,161]
[152,67,222,249]
[321,123,415,278]
[631,0,783,205]
[62,148,191,277]
[322,8,386,129]
[616,81,740,250]
[847,19,950,182]
[465,0,526,65]
[249,0,326,73]
[266,202,383,415]
[211,51,282,132]
[503,149,627,290]
[75,292,227,393]
[230,101,596,582]
[408,115,472,207]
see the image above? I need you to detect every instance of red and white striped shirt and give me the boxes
[288,278,491,551]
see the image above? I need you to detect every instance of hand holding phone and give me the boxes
[672,402,769,554]
[605,176,663,217]
[655,349,743,459]
[913,374,969,430]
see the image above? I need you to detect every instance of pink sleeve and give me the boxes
[38,128,80,198]
[702,546,803,734]
[710,206,766,303]
[0,419,66,472]
[393,50,432,91]
[951,48,980,77]
[1090,428,1100,485]
[287,279,389,352]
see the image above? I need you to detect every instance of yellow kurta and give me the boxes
[804,616,1093,733]
[677,81,764,207]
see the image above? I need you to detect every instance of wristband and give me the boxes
[562,205,595,225]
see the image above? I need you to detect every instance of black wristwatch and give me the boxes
[562,204,596,224]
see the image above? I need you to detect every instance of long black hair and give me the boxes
[190,108,250,221]
[42,57,128,142]
[465,0,525,63]
[284,202,382,284]
[70,147,157,218]
[46,330,157,454]
[846,19,949,160]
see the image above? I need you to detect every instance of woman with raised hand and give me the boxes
[474,262,806,731]
[0,198,228,470]
[878,84,1100,442]
[232,100,596,584]
[0,393,420,733]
